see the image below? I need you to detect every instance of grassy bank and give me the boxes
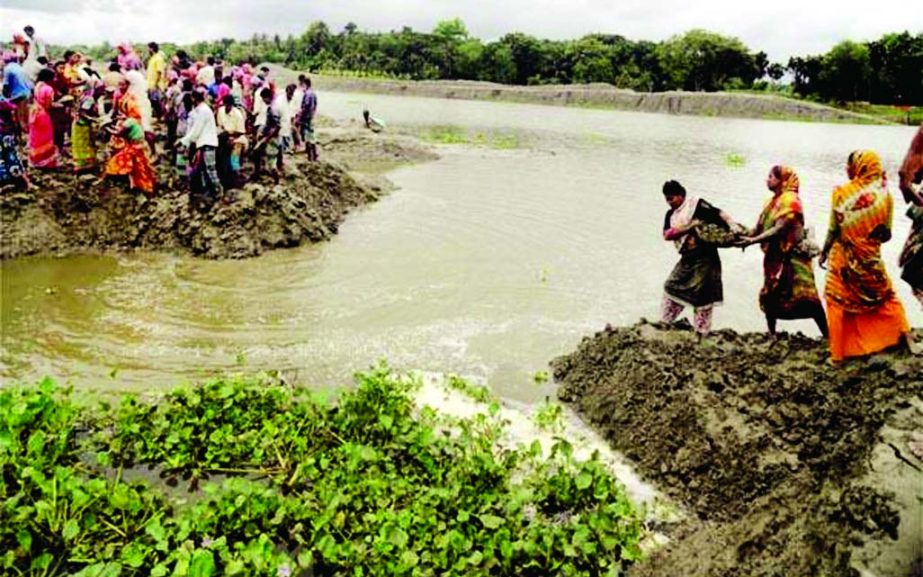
[1,367,643,576]
[840,102,923,126]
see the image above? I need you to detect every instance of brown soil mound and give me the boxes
[553,321,923,576]
[0,124,436,260]
[1,157,375,260]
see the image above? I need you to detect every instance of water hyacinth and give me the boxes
[1,366,644,576]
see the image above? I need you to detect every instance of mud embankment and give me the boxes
[0,125,437,260]
[307,73,887,124]
[553,321,922,577]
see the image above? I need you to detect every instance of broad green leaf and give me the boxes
[189,549,216,577]
[62,519,80,541]
[575,471,593,490]
[121,541,148,568]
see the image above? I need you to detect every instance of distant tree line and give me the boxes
[64,20,923,104]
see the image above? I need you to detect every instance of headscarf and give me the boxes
[833,151,890,237]
[668,194,700,251]
[124,70,153,131]
[824,150,896,312]
[757,166,804,250]
[117,43,143,71]
[33,79,55,109]
[775,166,799,194]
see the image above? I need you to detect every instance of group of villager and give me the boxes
[660,128,922,363]
[1,26,319,210]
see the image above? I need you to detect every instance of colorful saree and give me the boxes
[755,167,823,318]
[824,150,909,361]
[28,81,59,168]
[71,90,98,170]
[105,118,155,194]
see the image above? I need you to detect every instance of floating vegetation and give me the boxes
[1,367,643,576]
[724,153,746,167]
[420,126,521,149]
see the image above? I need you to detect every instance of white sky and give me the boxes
[2,0,922,63]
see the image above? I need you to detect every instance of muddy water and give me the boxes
[2,93,921,399]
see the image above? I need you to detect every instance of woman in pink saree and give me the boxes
[28,67,59,168]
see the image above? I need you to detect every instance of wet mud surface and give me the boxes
[553,321,923,576]
[1,123,436,260]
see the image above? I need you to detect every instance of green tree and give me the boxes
[479,42,517,83]
[657,29,760,91]
[496,32,546,84]
[433,18,469,42]
[868,32,923,104]
[568,37,614,84]
[455,38,484,79]
[300,21,333,64]
[819,40,872,102]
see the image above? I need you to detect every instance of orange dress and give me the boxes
[824,150,910,361]
[105,118,155,194]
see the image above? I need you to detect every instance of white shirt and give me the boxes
[217,106,248,145]
[253,95,267,128]
[180,102,219,148]
[274,95,291,136]
[195,65,215,88]
[290,88,304,121]
[27,35,48,60]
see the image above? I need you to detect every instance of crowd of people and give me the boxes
[661,128,923,363]
[1,26,320,209]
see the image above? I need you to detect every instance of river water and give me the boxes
[2,93,920,400]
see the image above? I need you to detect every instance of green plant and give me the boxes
[724,153,746,167]
[533,401,564,432]
[3,368,644,576]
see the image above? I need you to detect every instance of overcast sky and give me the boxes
[2,0,922,63]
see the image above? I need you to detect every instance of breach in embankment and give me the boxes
[553,320,922,577]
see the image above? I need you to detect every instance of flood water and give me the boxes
[2,93,921,401]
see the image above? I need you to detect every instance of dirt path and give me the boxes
[552,321,922,576]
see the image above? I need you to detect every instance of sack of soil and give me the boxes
[695,222,743,248]
[793,226,822,258]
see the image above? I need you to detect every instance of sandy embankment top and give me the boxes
[265,65,888,125]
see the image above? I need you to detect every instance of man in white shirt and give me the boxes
[216,94,248,186]
[195,57,216,89]
[178,90,223,207]
[22,25,46,81]
[251,80,268,132]
[278,85,297,154]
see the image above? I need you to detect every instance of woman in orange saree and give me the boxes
[739,166,827,336]
[104,117,155,195]
[820,150,910,362]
